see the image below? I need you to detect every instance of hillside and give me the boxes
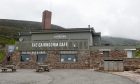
[101,36,140,46]
[0,19,140,46]
[0,19,63,37]
[0,19,64,47]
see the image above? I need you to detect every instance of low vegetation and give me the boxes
[0,35,16,44]
[0,50,5,63]
[135,50,140,58]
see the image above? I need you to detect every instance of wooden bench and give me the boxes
[1,68,8,72]
[36,64,50,72]
[36,67,44,72]
[1,65,16,72]
[12,68,16,72]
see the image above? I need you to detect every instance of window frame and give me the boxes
[60,54,77,63]
[36,54,47,63]
[20,54,31,62]
[103,51,110,57]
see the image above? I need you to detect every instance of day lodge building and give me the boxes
[9,10,140,71]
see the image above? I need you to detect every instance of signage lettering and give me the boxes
[32,42,68,47]
[54,35,66,39]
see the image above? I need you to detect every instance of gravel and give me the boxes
[111,71,140,84]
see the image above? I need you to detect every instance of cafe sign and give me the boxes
[32,42,68,47]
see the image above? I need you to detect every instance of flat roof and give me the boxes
[90,46,136,50]
[19,28,101,36]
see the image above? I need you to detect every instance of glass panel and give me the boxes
[60,54,77,62]
[84,41,88,49]
[21,54,30,62]
[69,42,72,49]
[79,41,83,49]
[36,54,47,63]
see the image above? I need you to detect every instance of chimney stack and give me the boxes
[42,10,52,30]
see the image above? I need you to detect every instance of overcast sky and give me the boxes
[0,0,140,40]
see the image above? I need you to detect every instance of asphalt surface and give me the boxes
[0,69,136,84]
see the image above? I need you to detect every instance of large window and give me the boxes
[20,54,31,62]
[60,54,77,62]
[36,54,47,63]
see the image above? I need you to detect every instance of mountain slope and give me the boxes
[0,19,64,37]
[101,36,140,46]
[0,19,64,47]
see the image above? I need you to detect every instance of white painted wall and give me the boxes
[127,50,133,58]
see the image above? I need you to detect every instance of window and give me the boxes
[84,41,88,49]
[69,42,73,49]
[73,41,78,49]
[60,54,77,62]
[79,41,83,49]
[20,54,31,62]
[36,54,47,63]
[103,51,109,57]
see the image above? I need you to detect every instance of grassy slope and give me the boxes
[0,19,63,44]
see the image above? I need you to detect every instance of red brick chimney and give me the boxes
[42,10,52,30]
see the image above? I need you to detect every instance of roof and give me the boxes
[19,32,31,36]
[90,45,136,50]
[19,28,100,36]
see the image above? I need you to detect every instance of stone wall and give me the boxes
[19,54,37,69]
[90,50,103,69]
[11,52,37,69]
[110,50,127,58]
[11,51,20,68]
[11,50,140,70]
[11,50,91,69]
[123,58,140,71]
[46,50,90,69]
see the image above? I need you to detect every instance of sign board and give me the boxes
[32,42,68,47]
[8,45,15,53]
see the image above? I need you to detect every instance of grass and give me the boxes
[135,50,140,58]
[0,35,16,46]
[0,50,5,63]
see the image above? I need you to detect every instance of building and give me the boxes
[10,10,140,71]
[16,26,101,68]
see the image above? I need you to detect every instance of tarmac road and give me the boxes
[0,69,136,84]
